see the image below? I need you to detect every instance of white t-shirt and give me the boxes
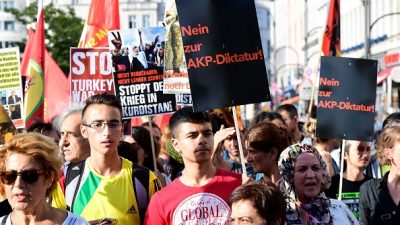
[330,199,359,225]
[0,211,89,225]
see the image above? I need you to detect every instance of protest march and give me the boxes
[0,0,398,225]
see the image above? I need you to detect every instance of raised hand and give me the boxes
[111,31,122,51]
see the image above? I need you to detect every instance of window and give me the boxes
[5,41,18,48]
[0,0,14,10]
[4,21,15,31]
[71,0,79,5]
[129,15,137,28]
[142,15,150,28]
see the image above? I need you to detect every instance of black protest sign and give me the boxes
[316,56,377,141]
[175,0,270,111]
[115,69,176,118]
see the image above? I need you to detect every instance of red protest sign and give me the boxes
[70,47,115,104]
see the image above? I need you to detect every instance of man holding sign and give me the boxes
[144,107,242,224]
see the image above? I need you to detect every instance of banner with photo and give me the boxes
[163,0,190,94]
[70,47,115,105]
[107,27,176,118]
[0,47,24,128]
[0,103,18,145]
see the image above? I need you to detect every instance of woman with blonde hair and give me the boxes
[0,133,88,224]
[359,124,400,225]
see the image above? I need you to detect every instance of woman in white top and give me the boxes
[278,143,358,225]
[0,133,88,225]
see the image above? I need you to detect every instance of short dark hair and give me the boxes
[82,93,122,122]
[228,181,286,225]
[383,112,400,128]
[245,122,289,162]
[169,107,210,138]
[27,119,60,143]
[277,104,298,119]
[252,111,285,126]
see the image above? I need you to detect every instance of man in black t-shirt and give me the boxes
[325,140,372,219]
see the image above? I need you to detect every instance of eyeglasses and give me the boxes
[0,169,43,185]
[82,120,122,132]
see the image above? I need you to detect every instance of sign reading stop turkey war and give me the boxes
[175,0,271,111]
[316,56,377,141]
[70,48,115,104]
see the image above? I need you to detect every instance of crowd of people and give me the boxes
[0,93,399,225]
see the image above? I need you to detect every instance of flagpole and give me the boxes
[308,0,340,115]
[232,106,247,177]
[338,139,346,200]
[147,116,158,172]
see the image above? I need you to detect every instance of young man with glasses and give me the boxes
[52,93,161,225]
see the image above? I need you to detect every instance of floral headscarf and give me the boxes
[278,143,332,225]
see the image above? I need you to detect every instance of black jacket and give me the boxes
[359,172,400,225]
[0,199,12,217]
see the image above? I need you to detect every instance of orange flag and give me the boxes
[322,0,341,56]
[78,0,120,47]
[24,0,45,128]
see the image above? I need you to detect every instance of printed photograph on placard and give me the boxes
[108,27,177,118]
[0,47,25,128]
[0,103,18,145]
[163,0,191,94]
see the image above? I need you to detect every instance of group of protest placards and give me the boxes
[1,0,379,152]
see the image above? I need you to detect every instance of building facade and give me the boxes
[0,0,26,49]
[0,0,166,51]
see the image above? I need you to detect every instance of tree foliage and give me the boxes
[7,3,83,74]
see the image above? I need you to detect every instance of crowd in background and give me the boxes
[0,95,399,225]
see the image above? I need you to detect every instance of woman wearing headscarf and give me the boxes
[0,133,88,224]
[278,143,358,225]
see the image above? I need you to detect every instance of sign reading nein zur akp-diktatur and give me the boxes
[316,56,377,141]
[176,0,271,111]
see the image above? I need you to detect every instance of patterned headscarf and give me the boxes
[278,143,332,225]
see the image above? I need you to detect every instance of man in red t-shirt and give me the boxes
[144,107,242,225]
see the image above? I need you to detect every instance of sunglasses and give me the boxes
[0,169,43,185]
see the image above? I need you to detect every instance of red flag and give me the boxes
[44,50,70,122]
[78,0,120,47]
[20,29,35,77]
[24,0,45,127]
[22,29,70,123]
[321,0,340,56]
